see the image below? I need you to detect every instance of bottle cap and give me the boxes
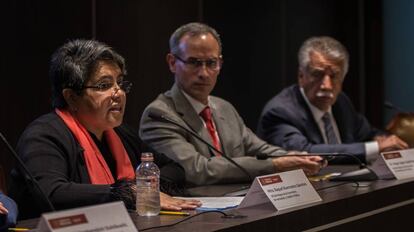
[141,152,154,162]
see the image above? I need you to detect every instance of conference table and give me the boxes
[17,165,414,231]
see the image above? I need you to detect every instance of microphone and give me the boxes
[257,152,378,181]
[0,132,55,212]
[257,152,363,166]
[147,112,254,182]
[384,101,406,113]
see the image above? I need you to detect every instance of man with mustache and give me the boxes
[257,36,408,164]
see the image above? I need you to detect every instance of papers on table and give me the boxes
[179,170,321,212]
[176,197,244,211]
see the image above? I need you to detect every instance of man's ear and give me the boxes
[62,89,78,111]
[298,69,305,87]
[166,53,176,73]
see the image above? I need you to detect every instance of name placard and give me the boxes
[381,149,414,180]
[36,201,137,232]
[238,169,321,210]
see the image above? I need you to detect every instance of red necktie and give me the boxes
[200,106,222,157]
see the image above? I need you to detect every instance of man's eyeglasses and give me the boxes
[174,54,223,71]
[82,80,132,93]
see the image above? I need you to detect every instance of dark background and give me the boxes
[0,0,383,190]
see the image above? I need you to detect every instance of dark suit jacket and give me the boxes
[257,85,382,162]
[0,193,17,231]
[140,84,287,186]
[9,112,185,219]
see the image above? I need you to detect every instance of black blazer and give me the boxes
[9,112,185,219]
[257,85,383,162]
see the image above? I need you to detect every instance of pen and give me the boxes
[159,210,190,216]
[8,228,30,231]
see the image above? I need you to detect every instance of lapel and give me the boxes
[209,99,227,155]
[294,85,325,144]
[170,84,216,156]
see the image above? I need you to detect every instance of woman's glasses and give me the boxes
[82,80,132,93]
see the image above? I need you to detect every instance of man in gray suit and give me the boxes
[140,22,323,186]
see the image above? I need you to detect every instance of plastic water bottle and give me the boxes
[136,152,160,216]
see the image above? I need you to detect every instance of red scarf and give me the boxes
[56,108,135,184]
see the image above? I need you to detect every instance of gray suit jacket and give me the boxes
[140,84,287,186]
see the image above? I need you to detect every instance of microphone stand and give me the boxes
[384,101,406,113]
[257,152,378,181]
[0,132,55,212]
[257,152,365,168]
[148,113,254,182]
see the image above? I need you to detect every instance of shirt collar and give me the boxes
[180,89,211,115]
[300,87,332,120]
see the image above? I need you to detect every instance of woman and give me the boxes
[9,39,200,219]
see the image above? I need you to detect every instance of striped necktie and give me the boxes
[322,112,339,144]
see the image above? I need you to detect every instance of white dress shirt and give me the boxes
[300,88,379,163]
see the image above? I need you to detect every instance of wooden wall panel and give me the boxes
[1,0,92,187]
[203,0,382,129]
[0,0,382,188]
[95,0,201,128]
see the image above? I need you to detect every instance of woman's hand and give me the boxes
[160,192,202,211]
[0,202,9,215]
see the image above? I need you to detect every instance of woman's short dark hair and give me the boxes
[49,39,127,109]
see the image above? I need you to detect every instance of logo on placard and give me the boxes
[383,152,402,160]
[259,175,282,186]
[48,214,88,229]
